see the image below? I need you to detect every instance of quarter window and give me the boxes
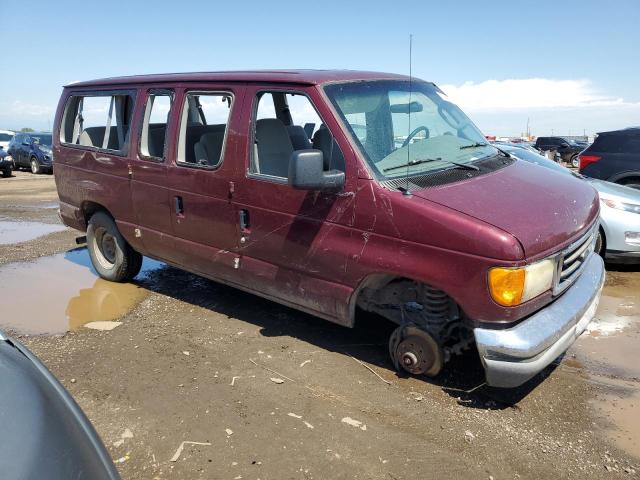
[61,92,135,154]
[176,92,232,168]
[140,92,172,160]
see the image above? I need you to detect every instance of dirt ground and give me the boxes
[1,170,639,479]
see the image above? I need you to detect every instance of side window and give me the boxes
[176,92,232,168]
[60,93,135,153]
[250,91,344,179]
[140,92,172,160]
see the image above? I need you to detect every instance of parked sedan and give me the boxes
[498,143,640,263]
[7,132,54,174]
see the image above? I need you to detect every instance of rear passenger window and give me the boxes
[60,92,135,154]
[250,91,344,179]
[140,92,172,160]
[176,92,232,168]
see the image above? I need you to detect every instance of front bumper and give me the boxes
[474,253,605,388]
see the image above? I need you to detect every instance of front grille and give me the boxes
[553,225,597,295]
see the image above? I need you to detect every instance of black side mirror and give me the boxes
[22,141,30,146]
[289,149,345,192]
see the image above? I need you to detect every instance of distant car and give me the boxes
[578,127,640,190]
[0,129,14,150]
[0,146,12,177]
[499,143,640,263]
[0,331,120,479]
[7,132,54,174]
[534,136,585,167]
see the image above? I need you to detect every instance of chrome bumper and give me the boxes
[474,253,605,388]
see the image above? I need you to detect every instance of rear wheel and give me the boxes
[30,157,41,174]
[87,211,142,282]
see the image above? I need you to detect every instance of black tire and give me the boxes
[86,211,142,282]
[30,157,41,174]
[595,229,605,258]
[2,169,11,178]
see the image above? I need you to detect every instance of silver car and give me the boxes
[496,143,640,263]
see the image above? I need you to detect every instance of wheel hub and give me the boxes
[101,234,117,263]
[389,324,443,377]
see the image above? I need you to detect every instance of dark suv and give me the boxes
[534,137,585,167]
[578,128,640,189]
[7,132,54,174]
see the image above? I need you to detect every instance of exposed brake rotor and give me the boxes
[389,324,443,377]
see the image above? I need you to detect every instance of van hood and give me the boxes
[410,160,599,259]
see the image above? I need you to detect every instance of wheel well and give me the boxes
[618,176,640,186]
[80,201,112,224]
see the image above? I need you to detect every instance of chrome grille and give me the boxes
[553,225,597,295]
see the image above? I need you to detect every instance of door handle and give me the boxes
[239,208,250,232]
[174,196,184,216]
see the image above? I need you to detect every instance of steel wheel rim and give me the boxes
[31,159,37,173]
[93,226,117,269]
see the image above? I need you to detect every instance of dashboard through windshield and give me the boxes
[324,80,499,180]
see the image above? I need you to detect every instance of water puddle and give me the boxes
[568,282,640,459]
[571,294,640,380]
[0,220,67,244]
[587,376,640,459]
[0,248,164,335]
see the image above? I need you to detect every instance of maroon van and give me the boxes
[53,70,605,388]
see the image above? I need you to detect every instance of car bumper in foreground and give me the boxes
[474,253,605,388]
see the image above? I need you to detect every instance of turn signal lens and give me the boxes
[488,259,555,307]
[488,268,525,306]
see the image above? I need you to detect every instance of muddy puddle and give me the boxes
[568,281,640,458]
[0,219,67,244]
[0,248,164,335]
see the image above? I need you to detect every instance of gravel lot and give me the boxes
[1,170,639,479]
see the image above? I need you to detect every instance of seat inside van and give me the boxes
[252,92,345,177]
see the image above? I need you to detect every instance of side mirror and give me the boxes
[288,149,345,192]
[22,141,30,146]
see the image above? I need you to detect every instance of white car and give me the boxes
[496,142,640,263]
[0,130,15,151]
[591,179,640,263]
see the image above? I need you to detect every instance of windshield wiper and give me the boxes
[459,142,489,150]
[383,157,479,173]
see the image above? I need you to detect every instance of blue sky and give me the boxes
[1,0,638,136]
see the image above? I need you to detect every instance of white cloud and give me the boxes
[440,78,631,111]
[437,78,640,136]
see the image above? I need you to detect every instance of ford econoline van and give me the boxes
[53,70,604,388]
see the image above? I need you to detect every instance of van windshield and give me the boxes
[324,80,499,180]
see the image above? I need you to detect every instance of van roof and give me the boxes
[66,70,413,88]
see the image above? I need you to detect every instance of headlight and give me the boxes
[601,198,640,215]
[488,259,555,307]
